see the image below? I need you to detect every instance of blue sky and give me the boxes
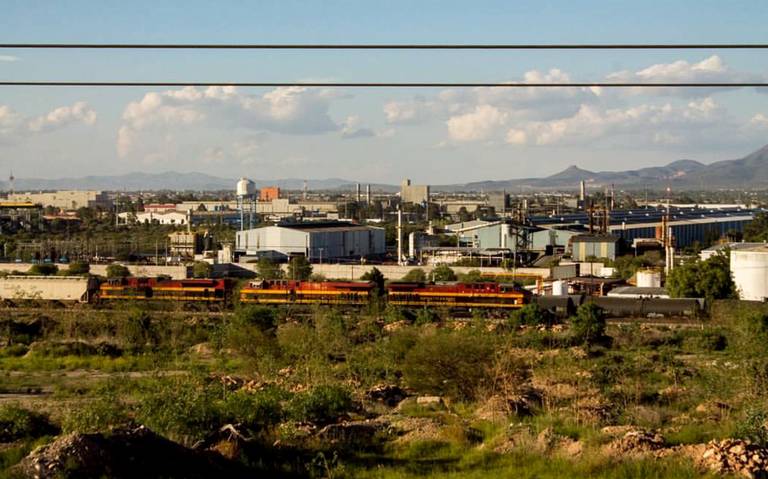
[1,0,768,184]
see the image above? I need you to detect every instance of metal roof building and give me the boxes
[235,222,386,260]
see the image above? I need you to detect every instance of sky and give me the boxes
[1,0,768,184]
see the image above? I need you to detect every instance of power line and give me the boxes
[0,81,766,88]
[1,43,768,49]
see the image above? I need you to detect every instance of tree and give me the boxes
[106,264,131,278]
[192,261,213,279]
[570,303,606,346]
[431,264,457,282]
[28,264,58,276]
[745,212,768,242]
[361,267,386,298]
[510,303,552,327]
[287,256,313,281]
[66,261,90,275]
[401,268,427,283]
[256,257,284,280]
[666,252,737,301]
[458,269,494,283]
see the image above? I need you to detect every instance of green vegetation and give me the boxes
[28,264,58,276]
[287,255,313,281]
[667,252,738,301]
[105,264,130,278]
[4,299,768,477]
[431,264,457,282]
[256,257,284,280]
[65,261,90,275]
[191,261,213,278]
[401,268,427,283]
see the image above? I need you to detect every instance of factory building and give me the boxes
[236,222,386,261]
[400,179,430,204]
[570,234,621,261]
[8,191,112,210]
[487,192,511,215]
[531,208,755,249]
[730,246,768,301]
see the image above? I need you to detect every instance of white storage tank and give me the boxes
[636,270,662,288]
[236,177,255,197]
[552,280,567,296]
[731,247,768,301]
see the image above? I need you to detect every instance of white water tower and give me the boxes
[236,177,256,231]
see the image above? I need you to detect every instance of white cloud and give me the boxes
[0,55,19,62]
[117,86,340,158]
[447,105,508,142]
[0,102,96,141]
[28,101,96,132]
[340,115,375,139]
[750,113,768,129]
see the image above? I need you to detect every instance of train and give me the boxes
[0,275,705,318]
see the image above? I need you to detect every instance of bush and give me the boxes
[510,304,552,328]
[361,267,386,298]
[220,388,286,433]
[287,256,313,281]
[106,264,130,278]
[431,264,457,282]
[0,404,58,441]
[224,306,279,365]
[569,303,606,346]
[736,409,768,447]
[66,261,90,275]
[257,257,284,280]
[401,268,427,283]
[286,385,353,425]
[28,264,58,276]
[403,330,495,400]
[63,395,131,434]
[192,261,213,278]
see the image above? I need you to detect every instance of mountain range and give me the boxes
[5,144,768,192]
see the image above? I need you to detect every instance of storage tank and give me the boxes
[236,177,255,197]
[552,280,567,296]
[636,270,662,288]
[731,247,768,301]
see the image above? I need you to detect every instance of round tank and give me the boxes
[731,249,768,301]
[236,177,255,197]
[636,270,662,288]
[552,280,567,296]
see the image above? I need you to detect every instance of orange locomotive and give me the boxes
[240,280,374,306]
[99,277,230,302]
[387,282,529,309]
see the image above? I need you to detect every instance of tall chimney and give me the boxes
[579,180,586,202]
[366,184,371,204]
[356,183,361,203]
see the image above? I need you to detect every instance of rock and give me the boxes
[416,396,444,406]
[604,429,666,456]
[188,342,214,359]
[383,320,408,333]
[11,425,249,478]
[693,439,768,478]
[365,384,408,407]
[694,401,732,419]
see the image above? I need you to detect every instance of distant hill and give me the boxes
[3,172,398,192]
[5,144,768,192]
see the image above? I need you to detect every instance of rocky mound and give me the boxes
[695,439,768,478]
[12,425,249,478]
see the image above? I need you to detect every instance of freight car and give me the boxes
[240,280,374,305]
[386,282,530,309]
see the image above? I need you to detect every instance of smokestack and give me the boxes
[356,183,361,203]
[366,184,371,204]
[579,180,586,202]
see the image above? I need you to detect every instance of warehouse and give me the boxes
[0,276,98,302]
[236,222,386,261]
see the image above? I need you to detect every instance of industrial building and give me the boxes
[531,207,755,249]
[8,191,112,210]
[236,221,386,261]
[0,276,97,302]
[260,186,280,201]
[730,245,768,301]
[487,192,511,215]
[570,235,621,261]
[400,179,430,204]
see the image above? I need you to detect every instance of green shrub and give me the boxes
[735,408,768,447]
[403,330,495,400]
[401,268,427,283]
[286,385,353,425]
[431,264,456,282]
[62,395,131,434]
[570,303,606,346]
[118,308,155,351]
[414,308,440,325]
[29,264,58,276]
[66,261,90,275]
[220,388,286,433]
[106,264,130,278]
[0,404,58,441]
[192,261,213,278]
[510,303,553,328]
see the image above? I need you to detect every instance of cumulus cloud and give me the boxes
[28,101,96,132]
[750,113,768,129]
[447,105,508,142]
[0,102,96,141]
[0,55,19,62]
[117,86,340,158]
[340,115,375,139]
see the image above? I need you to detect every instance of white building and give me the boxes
[400,179,430,204]
[8,191,112,210]
[119,210,190,225]
[236,222,386,260]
